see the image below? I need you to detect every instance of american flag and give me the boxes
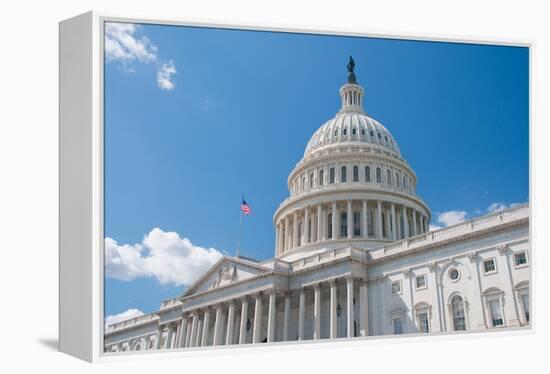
[241,198,251,215]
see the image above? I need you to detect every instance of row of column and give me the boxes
[153,277,369,350]
[276,200,429,254]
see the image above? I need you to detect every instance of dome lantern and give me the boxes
[339,56,364,114]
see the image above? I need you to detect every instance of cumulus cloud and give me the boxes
[105,23,158,63]
[157,60,177,91]
[105,228,223,286]
[487,202,521,213]
[436,210,467,227]
[105,308,145,328]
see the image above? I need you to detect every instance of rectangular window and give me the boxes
[483,258,496,274]
[353,211,361,237]
[521,293,530,322]
[415,275,427,290]
[488,299,504,327]
[393,318,403,334]
[391,280,401,295]
[327,214,333,239]
[418,312,429,333]
[514,252,528,267]
[340,213,347,237]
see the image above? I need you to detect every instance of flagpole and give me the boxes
[236,204,244,258]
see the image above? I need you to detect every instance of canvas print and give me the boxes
[102,22,529,353]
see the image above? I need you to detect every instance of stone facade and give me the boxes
[104,66,530,353]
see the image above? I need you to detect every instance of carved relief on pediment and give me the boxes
[210,262,238,289]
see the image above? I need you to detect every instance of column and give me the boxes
[189,312,199,348]
[195,319,203,347]
[267,292,277,342]
[304,207,310,245]
[361,200,368,239]
[385,206,391,238]
[314,284,321,339]
[359,279,368,336]
[466,254,486,329]
[330,280,338,339]
[213,305,223,346]
[239,297,249,344]
[178,317,189,348]
[166,325,174,349]
[317,205,323,242]
[253,294,263,343]
[347,277,354,338]
[225,301,235,345]
[201,309,211,346]
[283,293,291,341]
[284,216,290,252]
[376,200,383,239]
[293,211,299,248]
[331,202,337,240]
[275,223,280,254]
[403,206,409,238]
[347,200,352,239]
[391,203,397,240]
[298,288,305,340]
[412,209,417,236]
[156,325,164,349]
[497,246,521,327]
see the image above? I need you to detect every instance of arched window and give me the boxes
[403,176,407,188]
[334,129,338,137]
[361,129,365,136]
[376,168,382,183]
[343,128,347,136]
[451,295,466,331]
[298,222,302,246]
[387,170,392,185]
[302,177,306,191]
[365,166,371,182]
[340,212,347,237]
[327,213,333,239]
[319,169,324,186]
[353,165,359,182]
[352,128,357,136]
[341,166,347,182]
[396,172,400,187]
[329,168,335,184]
[309,173,314,188]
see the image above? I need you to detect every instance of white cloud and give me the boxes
[105,308,144,328]
[105,23,158,63]
[157,60,177,91]
[487,202,521,213]
[429,224,442,232]
[105,228,222,286]
[437,210,467,227]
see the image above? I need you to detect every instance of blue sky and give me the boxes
[103,23,528,321]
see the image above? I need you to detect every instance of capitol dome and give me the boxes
[273,57,431,261]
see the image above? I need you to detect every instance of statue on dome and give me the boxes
[347,55,357,83]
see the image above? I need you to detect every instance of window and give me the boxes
[329,168,335,184]
[298,222,302,246]
[302,177,306,191]
[403,176,407,188]
[376,168,382,183]
[361,129,365,136]
[334,129,338,137]
[343,128,347,136]
[327,213,333,239]
[396,172,400,187]
[384,135,388,142]
[340,212,347,237]
[418,312,429,333]
[521,293,530,322]
[341,166,347,182]
[416,275,427,290]
[309,173,314,188]
[488,299,504,327]
[353,211,361,237]
[451,295,466,331]
[352,128,357,136]
[514,252,528,267]
[387,170,392,185]
[393,318,403,334]
[353,165,359,181]
[391,280,402,295]
[365,166,371,182]
[319,169,324,186]
[377,133,382,140]
[369,130,374,137]
[483,259,497,274]
[449,268,460,282]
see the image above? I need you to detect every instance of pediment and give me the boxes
[182,256,270,297]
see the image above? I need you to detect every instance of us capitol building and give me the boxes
[105,58,530,353]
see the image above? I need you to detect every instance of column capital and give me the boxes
[467,252,478,263]
[497,244,509,255]
[329,278,338,287]
[428,262,438,272]
[313,282,321,290]
[402,268,411,277]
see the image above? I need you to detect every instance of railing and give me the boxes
[106,314,158,332]
[379,204,528,257]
